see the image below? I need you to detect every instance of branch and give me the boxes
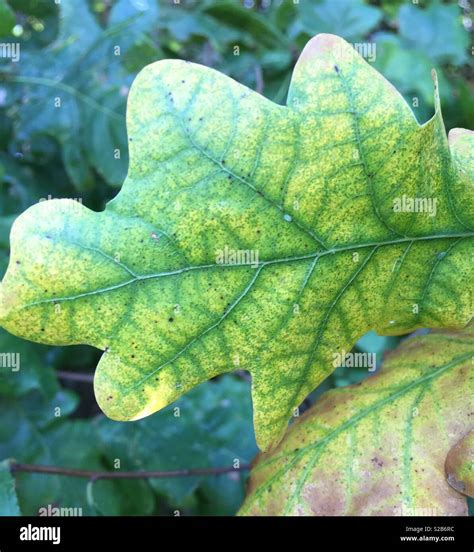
[56,370,94,383]
[10,462,251,482]
[254,64,264,95]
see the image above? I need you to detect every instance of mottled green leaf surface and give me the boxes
[0,34,473,450]
[240,326,474,516]
[0,214,59,399]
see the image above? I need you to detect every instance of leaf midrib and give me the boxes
[20,230,474,309]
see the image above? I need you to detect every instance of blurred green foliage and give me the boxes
[0,376,256,515]
[0,0,472,515]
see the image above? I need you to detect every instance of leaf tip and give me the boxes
[297,33,348,65]
[448,127,474,146]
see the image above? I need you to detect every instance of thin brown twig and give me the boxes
[56,371,94,383]
[10,462,251,482]
[254,64,264,95]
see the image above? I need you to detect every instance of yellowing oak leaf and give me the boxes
[239,326,474,516]
[445,429,473,498]
[0,34,473,451]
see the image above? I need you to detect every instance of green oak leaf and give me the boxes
[0,213,59,399]
[0,34,473,451]
[239,326,474,516]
